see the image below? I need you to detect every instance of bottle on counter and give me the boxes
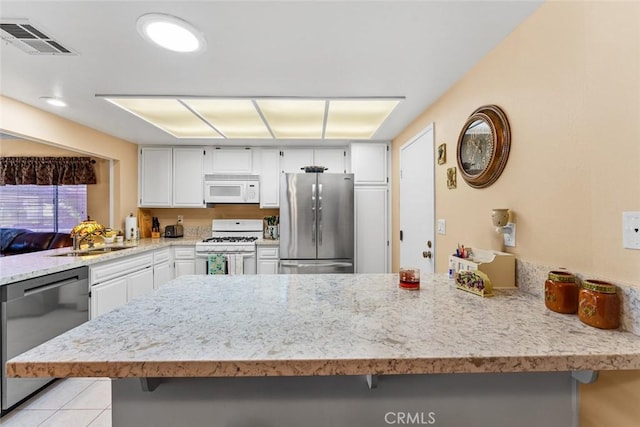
[544,271,579,314]
[578,279,620,329]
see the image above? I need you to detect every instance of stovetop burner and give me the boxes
[201,236,259,243]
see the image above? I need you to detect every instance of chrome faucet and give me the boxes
[72,234,94,251]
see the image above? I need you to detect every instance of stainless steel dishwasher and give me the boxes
[1,267,89,414]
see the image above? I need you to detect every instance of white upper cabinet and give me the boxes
[281,148,347,174]
[139,147,204,208]
[259,149,281,208]
[313,148,347,174]
[350,143,388,185]
[173,148,205,207]
[280,149,314,173]
[210,148,253,174]
[139,147,172,207]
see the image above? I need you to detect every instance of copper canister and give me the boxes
[544,271,578,314]
[578,279,620,329]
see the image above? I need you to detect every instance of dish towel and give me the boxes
[208,254,226,275]
[226,254,244,275]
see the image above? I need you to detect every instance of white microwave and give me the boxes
[204,174,260,204]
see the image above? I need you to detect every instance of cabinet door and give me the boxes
[127,267,155,301]
[140,147,172,207]
[260,149,281,208]
[355,186,389,273]
[211,148,253,174]
[175,260,196,277]
[91,277,127,319]
[154,262,173,289]
[281,149,313,173]
[257,259,279,274]
[173,147,204,207]
[314,149,346,174]
[351,143,388,185]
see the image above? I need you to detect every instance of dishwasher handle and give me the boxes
[2,267,88,302]
[23,278,83,297]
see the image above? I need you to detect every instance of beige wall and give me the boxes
[0,96,138,229]
[0,138,111,226]
[391,1,640,425]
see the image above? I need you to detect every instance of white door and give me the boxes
[399,124,435,273]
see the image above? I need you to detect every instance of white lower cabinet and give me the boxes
[91,277,128,318]
[174,246,196,277]
[257,246,279,274]
[90,250,161,318]
[153,248,174,289]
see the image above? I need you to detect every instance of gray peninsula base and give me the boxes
[112,372,576,427]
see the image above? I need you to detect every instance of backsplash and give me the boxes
[516,259,640,336]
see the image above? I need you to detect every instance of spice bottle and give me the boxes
[578,279,620,329]
[544,271,579,314]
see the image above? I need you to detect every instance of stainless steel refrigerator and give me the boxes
[279,173,354,274]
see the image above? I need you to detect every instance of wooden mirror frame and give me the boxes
[456,105,511,189]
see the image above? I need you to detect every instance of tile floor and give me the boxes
[0,378,111,427]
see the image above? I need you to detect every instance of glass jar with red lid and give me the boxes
[545,271,579,314]
[578,279,620,329]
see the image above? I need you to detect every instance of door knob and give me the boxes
[422,251,432,259]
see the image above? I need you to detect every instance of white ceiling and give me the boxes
[0,0,542,147]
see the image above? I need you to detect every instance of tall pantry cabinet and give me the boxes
[351,143,390,273]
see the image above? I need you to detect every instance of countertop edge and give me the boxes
[8,354,640,379]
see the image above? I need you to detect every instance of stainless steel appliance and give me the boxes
[164,224,184,238]
[204,174,260,204]
[1,267,89,414]
[194,219,262,275]
[279,172,354,274]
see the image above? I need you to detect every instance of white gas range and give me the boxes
[194,219,263,275]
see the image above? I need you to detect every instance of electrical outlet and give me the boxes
[503,223,516,247]
[437,219,446,235]
[623,212,640,250]
[177,215,184,224]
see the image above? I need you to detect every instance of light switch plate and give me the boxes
[623,212,640,250]
[437,219,446,235]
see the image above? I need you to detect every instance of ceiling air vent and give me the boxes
[0,19,77,55]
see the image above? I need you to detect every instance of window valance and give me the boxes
[0,156,97,185]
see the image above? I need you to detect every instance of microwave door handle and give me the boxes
[311,183,316,244]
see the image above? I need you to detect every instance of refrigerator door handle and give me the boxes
[318,183,323,245]
[311,183,316,244]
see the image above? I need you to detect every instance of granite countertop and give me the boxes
[0,238,201,286]
[7,274,640,379]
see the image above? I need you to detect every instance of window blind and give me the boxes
[0,185,87,232]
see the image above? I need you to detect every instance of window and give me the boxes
[0,185,87,233]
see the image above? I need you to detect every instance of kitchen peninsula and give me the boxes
[7,273,640,426]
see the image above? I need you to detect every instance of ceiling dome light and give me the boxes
[40,97,67,107]
[137,13,206,53]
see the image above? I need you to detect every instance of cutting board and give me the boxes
[137,208,153,238]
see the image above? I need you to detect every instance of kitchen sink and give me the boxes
[50,246,132,257]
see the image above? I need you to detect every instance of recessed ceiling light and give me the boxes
[40,97,67,107]
[136,13,206,53]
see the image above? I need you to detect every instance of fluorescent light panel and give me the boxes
[102,97,402,140]
[182,99,271,138]
[325,99,400,139]
[106,98,221,138]
[257,99,325,139]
